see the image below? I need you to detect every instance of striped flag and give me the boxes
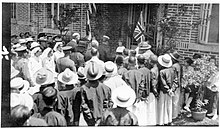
[133,11,145,43]
[88,3,96,14]
[86,10,92,41]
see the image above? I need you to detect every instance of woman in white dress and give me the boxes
[27,46,43,94]
[41,48,57,76]
[53,42,64,63]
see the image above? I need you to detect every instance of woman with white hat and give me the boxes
[27,46,43,87]
[99,86,138,126]
[41,47,57,76]
[53,42,64,63]
[157,54,174,125]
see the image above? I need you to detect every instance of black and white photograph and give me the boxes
[1,1,219,127]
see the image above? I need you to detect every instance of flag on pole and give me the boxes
[133,11,145,43]
[86,10,92,41]
[88,3,97,14]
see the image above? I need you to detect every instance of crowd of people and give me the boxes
[9,31,219,126]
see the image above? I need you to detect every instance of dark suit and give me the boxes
[56,56,76,73]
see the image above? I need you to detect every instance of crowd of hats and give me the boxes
[9,31,194,127]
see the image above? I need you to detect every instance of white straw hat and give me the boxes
[112,86,136,107]
[158,54,172,68]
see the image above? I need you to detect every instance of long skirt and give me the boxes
[172,87,181,119]
[157,91,172,125]
[127,93,157,126]
[146,93,157,125]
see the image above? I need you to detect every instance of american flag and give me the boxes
[133,11,145,43]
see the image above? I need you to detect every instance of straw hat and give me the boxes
[37,37,47,42]
[158,54,172,68]
[58,68,78,85]
[85,61,104,81]
[112,86,136,107]
[169,51,181,61]
[26,37,34,42]
[104,61,117,77]
[30,42,40,50]
[14,46,27,52]
[139,41,152,50]
[10,93,34,111]
[77,67,86,79]
[33,68,54,85]
[18,39,27,44]
[10,77,30,94]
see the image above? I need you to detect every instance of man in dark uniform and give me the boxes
[56,46,76,73]
[72,61,112,126]
[98,35,111,62]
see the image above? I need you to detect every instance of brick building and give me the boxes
[11,3,219,60]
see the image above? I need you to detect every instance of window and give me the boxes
[11,3,16,19]
[199,4,219,44]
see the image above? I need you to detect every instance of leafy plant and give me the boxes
[183,56,218,112]
[53,6,79,37]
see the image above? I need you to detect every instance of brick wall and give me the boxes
[11,3,31,35]
[167,4,219,63]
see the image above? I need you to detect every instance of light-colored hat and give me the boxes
[112,85,136,107]
[72,33,80,37]
[53,42,63,51]
[169,51,181,61]
[62,46,72,51]
[116,46,125,53]
[139,41,152,50]
[14,46,27,52]
[85,61,104,81]
[77,67,86,79]
[38,37,47,42]
[103,35,110,40]
[10,77,30,94]
[26,37,34,42]
[11,66,19,79]
[104,61,118,77]
[158,54,172,68]
[18,39,27,44]
[12,44,21,49]
[33,68,54,85]
[30,42,40,50]
[58,68,78,85]
[10,93,34,111]
[91,39,99,48]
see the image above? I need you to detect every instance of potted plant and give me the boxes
[183,56,218,121]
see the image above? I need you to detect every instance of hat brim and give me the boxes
[158,56,172,68]
[33,68,54,85]
[58,72,78,85]
[169,53,181,61]
[20,80,30,94]
[139,45,152,50]
[112,86,136,107]
[85,63,104,81]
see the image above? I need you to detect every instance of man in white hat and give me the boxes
[72,61,111,126]
[103,61,128,108]
[99,86,138,126]
[137,41,155,65]
[66,32,80,49]
[157,54,174,125]
[14,46,31,82]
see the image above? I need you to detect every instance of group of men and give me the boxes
[9,31,218,126]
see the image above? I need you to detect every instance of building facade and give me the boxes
[11,3,219,60]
